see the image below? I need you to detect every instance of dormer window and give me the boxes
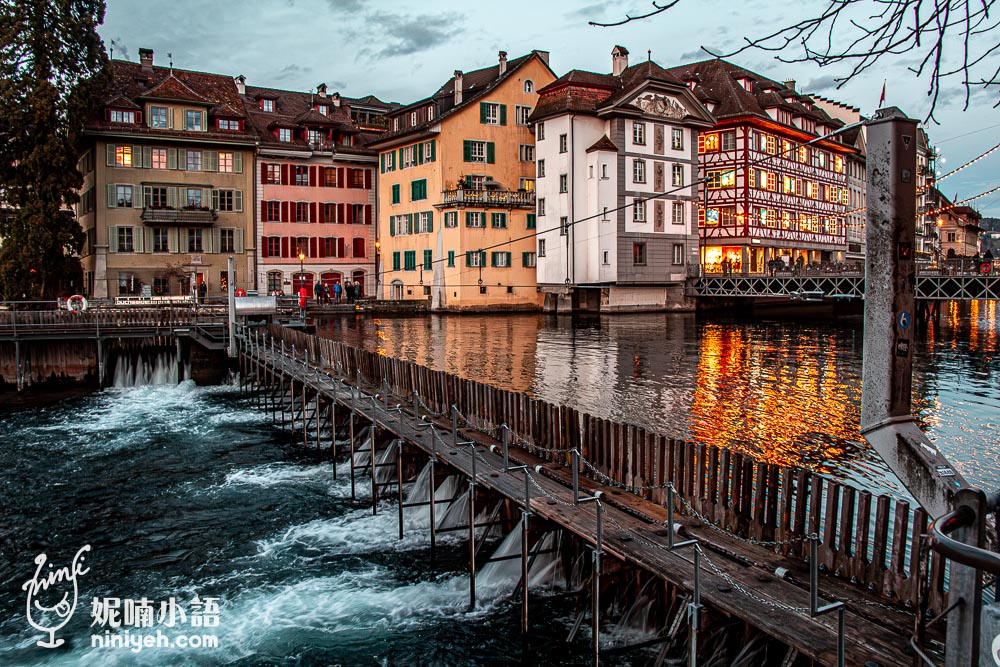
[261,99,274,112]
[316,105,328,116]
[218,118,241,131]
[410,111,417,125]
[428,105,435,120]
[278,128,291,142]
[148,106,168,128]
[109,110,136,124]
[393,117,399,131]
[737,78,753,92]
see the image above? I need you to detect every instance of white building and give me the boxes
[530,47,715,312]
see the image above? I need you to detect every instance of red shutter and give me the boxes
[346,205,355,224]
[310,202,319,223]
[281,201,290,223]
[281,237,290,258]
[309,166,318,187]
[261,238,269,258]
[365,204,372,225]
[364,169,372,189]
[317,238,326,258]
[317,204,325,224]
[338,238,345,258]
[338,203,346,224]
[355,238,366,257]
[261,164,268,184]
[310,237,318,258]
[281,164,290,185]
[338,167,346,188]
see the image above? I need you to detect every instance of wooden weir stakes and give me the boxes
[237,324,963,665]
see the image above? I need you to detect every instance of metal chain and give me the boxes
[416,393,448,418]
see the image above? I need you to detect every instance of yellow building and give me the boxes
[370,51,556,310]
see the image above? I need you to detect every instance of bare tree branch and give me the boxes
[591,0,999,122]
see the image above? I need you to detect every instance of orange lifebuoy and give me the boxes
[235,288,246,297]
[66,294,88,312]
[981,262,992,275]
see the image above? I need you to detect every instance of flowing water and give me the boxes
[2,305,997,665]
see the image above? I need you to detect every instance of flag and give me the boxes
[878,81,886,107]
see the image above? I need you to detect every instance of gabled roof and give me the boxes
[106,95,141,110]
[342,94,400,111]
[586,135,619,152]
[370,50,555,148]
[141,74,211,104]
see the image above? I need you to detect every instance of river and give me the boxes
[1,303,997,665]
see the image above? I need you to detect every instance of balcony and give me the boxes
[440,189,536,210]
[141,207,218,226]
[308,141,334,152]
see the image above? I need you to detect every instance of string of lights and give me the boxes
[924,184,1000,217]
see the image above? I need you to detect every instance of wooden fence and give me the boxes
[267,325,959,613]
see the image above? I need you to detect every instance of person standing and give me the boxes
[333,281,342,305]
[298,285,308,319]
[198,281,207,305]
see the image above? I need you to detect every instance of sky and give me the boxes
[99,0,999,217]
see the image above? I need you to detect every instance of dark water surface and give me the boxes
[1,304,997,666]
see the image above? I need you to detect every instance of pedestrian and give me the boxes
[298,285,307,318]
[313,279,323,304]
[333,281,342,304]
[198,281,207,304]
[795,255,804,275]
[322,283,330,305]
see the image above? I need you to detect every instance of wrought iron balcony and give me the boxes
[440,189,535,210]
[141,207,218,226]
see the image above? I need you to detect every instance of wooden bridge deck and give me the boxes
[239,326,938,666]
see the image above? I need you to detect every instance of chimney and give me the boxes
[332,92,340,107]
[317,82,328,98]
[498,51,508,75]
[139,48,154,74]
[234,75,246,95]
[453,70,463,105]
[784,79,796,92]
[612,45,629,77]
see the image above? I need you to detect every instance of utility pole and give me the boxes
[861,107,994,666]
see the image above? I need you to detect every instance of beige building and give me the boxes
[79,49,256,299]
[370,50,556,309]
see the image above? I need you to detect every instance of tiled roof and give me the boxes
[242,84,375,152]
[342,94,400,111]
[141,74,211,104]
[586,135,619,152]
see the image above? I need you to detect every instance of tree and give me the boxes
[0,0,107,299]
[591,0,998,122]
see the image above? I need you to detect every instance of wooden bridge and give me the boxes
[689,271,1000,302]
[235,323,979,666]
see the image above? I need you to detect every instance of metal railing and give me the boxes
[440,188,536,209]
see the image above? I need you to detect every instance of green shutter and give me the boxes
[448,250,455,267]
[505,252,511,267]
[416,145,424,165]
[235,190,243,212]
[499,104,507,126]
[397,148,403,168]
[392,184,400,204]
[390,217,395,236]
[527,213,536,229]
[463,140,472,162]
[486,142,495,164]
[427,211,433,233]
[480,102,488,124]
[429,140,436,162]
[410,180,417,201]
[407,213,414,234]
[106,144,115,166]
[107,226,118,253]
[465,212,472,227]
[522,251,530,266]
[380,153,386,173]
[423,249,432,270]
[392,251,400,271]
[465,251,473,266]
[490,251,497,267]
[480,251,487,265]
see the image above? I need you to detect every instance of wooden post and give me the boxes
[397,440,405,540]
[370,429,378,515]
[429,456,437,566]
[468,478,477,610]
[330,401,337,480]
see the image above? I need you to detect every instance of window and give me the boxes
[524,80,534,93]
[537,198,545,216]
[537,122,545,140]
[672,202,685,225]
[466,211,484,228]
[834,155,844,174]
[115,184,133,208]
[538,159,545,177]
[522,252,536,267]
[560,216,569,236]
[266,237,281,258]
[262,99,274,112]
[153,228,168,253]
[411,179,427,201]
[491,212,507,229]
[526,213,536,229]
[152,276,170,294]
[265,164,281,184]
[278,128,291,142]
[150,148,167,170]
[324,203,337,223]
[391,183,400,204]
[559,174,568,192]
[114,145,132,167]
[324,168,338,187]
[295,166,309,186]
[633,242,647,265]
[188,228,203,252]
[602,251,609,265]
[519,144,534,162]
[423,142,434,162]
[264,201,280,222]
[707,170,734,189]
[464,140,490,163]
[219,228,235,253]
[218,152,234,173]
[186,188,202,207]
[633,198,646,222]
[218,118,240,131]
[601,164,609,179]
[109,110,136,124]
[410,111,417,126]
[491,251,510,268]
[538,239,546,257]
[423,249,432,270]
[699,133,719,153]
[672,164,684,186]
[351,203,365,221]
[444,211,458,228]
[428,106,435,120]
[186,150,202,171]
[351,169,366,188]
[146,186,167,208]
[515,105,532,126]
[633,159,646,183]
[633,122,646,145]
[213,189,241,212]
[185,110,202,131]
[672,243,684,265]
[118,273,139,295]
[671,128,683,150]
[296,202,309,222]
[117,227,134,252]
[481,102,502,125]
[559,134,567,153]
[519,178,535,191]
[149,107,168,128]
[465,251,485,267]
[401,146,415,168]
[404,250,417,271]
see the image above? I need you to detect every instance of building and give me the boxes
[915,129,940,264]
[241,80,394,297]
[927,187,983,262]
[79,49,257,299]
[811,95,867,266]
[530,46,717,312]
[661,60,857,274]
[369,50,556,309]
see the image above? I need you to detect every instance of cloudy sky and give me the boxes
[101,0,998,216]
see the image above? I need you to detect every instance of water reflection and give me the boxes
[315,303,998,492]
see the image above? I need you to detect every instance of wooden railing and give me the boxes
[266,324,987,615]
[441,188,536,209]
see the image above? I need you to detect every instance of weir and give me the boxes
[234,323,975,666]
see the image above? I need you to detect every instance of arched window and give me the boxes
[390,279,404,300]
[292,272,314,294]
[266,271,283,294]
[523,79,534,94]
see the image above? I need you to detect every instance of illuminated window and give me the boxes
[671,128,683,150]
[707,170,734,189]
[218,152,234,173]
[115,145,132,167]
[833,156,844,173]
[632,242,647,265]
[151,148,167,170]
[672,164,684,186]
[699,133,720,153]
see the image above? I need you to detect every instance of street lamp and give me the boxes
[374,240,381,299]
[298,249,306,287]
